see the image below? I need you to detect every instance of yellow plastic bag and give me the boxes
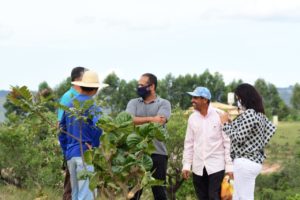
[221,175,233,200]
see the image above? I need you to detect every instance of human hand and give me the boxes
[220,113,231,124]
[226,172,234,180]
[182,170,190,180]
[152,115,167,125]
[85,142,92,150]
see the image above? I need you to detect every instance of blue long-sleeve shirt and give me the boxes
[57,87,79,121]
[59,94,102,160]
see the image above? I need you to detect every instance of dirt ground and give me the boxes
[261,163,281,174]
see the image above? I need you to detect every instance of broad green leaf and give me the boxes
[125,154,137,163]
[98,115,119,132]
[84,150,93,165]
[100,133,115,158]
[141,154,153,170]
[98,114,113,124]
[89,173,100,190]
[146,177,165,187]
[126,133,143,148]
[114,132,128,146]
[136,140,148,150]
[115,112,132,125]
[106,131,118,144]
[72,99,81,110]
[144,142,156,154]
[93,155,106,169]
[81,99,94,111]
[141,172,164,188]
[77,169,93,180]
[137,123,153,137]
[154,126,168,141]
[113,152,126,165]
[117,124,134,136]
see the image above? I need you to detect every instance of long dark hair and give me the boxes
[235,83,265,114]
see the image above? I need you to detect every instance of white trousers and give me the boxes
[233,158,262,200]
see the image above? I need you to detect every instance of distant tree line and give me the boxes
[4,69,300,121]
[1,69,300,199]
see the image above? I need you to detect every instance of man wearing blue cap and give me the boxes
[181,86,233,200]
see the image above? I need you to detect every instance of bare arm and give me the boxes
[133,115,167,125]
[126,98,170,125]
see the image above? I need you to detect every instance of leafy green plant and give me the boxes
[82,112,167,199]
[8,86,168,200]
[0,112,62,188]
[165,108,191,200]
[287,194,300,200]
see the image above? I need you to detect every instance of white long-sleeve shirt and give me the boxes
[182,105,233,176]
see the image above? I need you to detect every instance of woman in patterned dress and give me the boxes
[220,83,276,200]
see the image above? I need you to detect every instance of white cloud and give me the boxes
[0,0,299,48]
[1,0,299,90]
[0,24,14,40]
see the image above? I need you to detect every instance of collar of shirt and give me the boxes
[137,96,160,104]
[194,104,215,117]
[70,87,79,96]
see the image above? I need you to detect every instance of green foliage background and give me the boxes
[1,70,300,199]
[0,112,62,188]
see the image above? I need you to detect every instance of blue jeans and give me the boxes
[67,157,95,200]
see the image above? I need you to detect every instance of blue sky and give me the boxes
[1,0,299,91]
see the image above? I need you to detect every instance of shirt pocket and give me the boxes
[208,121,222,140]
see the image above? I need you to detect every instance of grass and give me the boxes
[0,184,62,200]
[265,121,300,163]
[0,184,155,200]
[0,121,299,199]
[269,121,300,146]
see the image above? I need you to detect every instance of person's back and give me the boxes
[57,67,86,122]
[57,66,86,200]
[59,70,103,200]
[221,83,276,200]
[60,93,102,160]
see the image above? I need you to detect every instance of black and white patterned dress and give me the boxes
[223,109,276,164]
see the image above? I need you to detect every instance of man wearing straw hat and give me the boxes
[59,70,103,200]
[57,66,87,200]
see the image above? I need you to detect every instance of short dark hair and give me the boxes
[71,67,86,81]
[142,73,157,90]
[235,83,265,114]
[80,86,98,92]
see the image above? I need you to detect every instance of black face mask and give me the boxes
[137,85,151,99]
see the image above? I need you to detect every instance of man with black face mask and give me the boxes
[126,73,171,200]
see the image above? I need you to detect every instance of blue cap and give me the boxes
[187,86,211,100]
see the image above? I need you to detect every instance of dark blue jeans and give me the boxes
[192,168,224,200]
[131,154,168,200]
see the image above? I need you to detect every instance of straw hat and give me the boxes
[72,70,101,88]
